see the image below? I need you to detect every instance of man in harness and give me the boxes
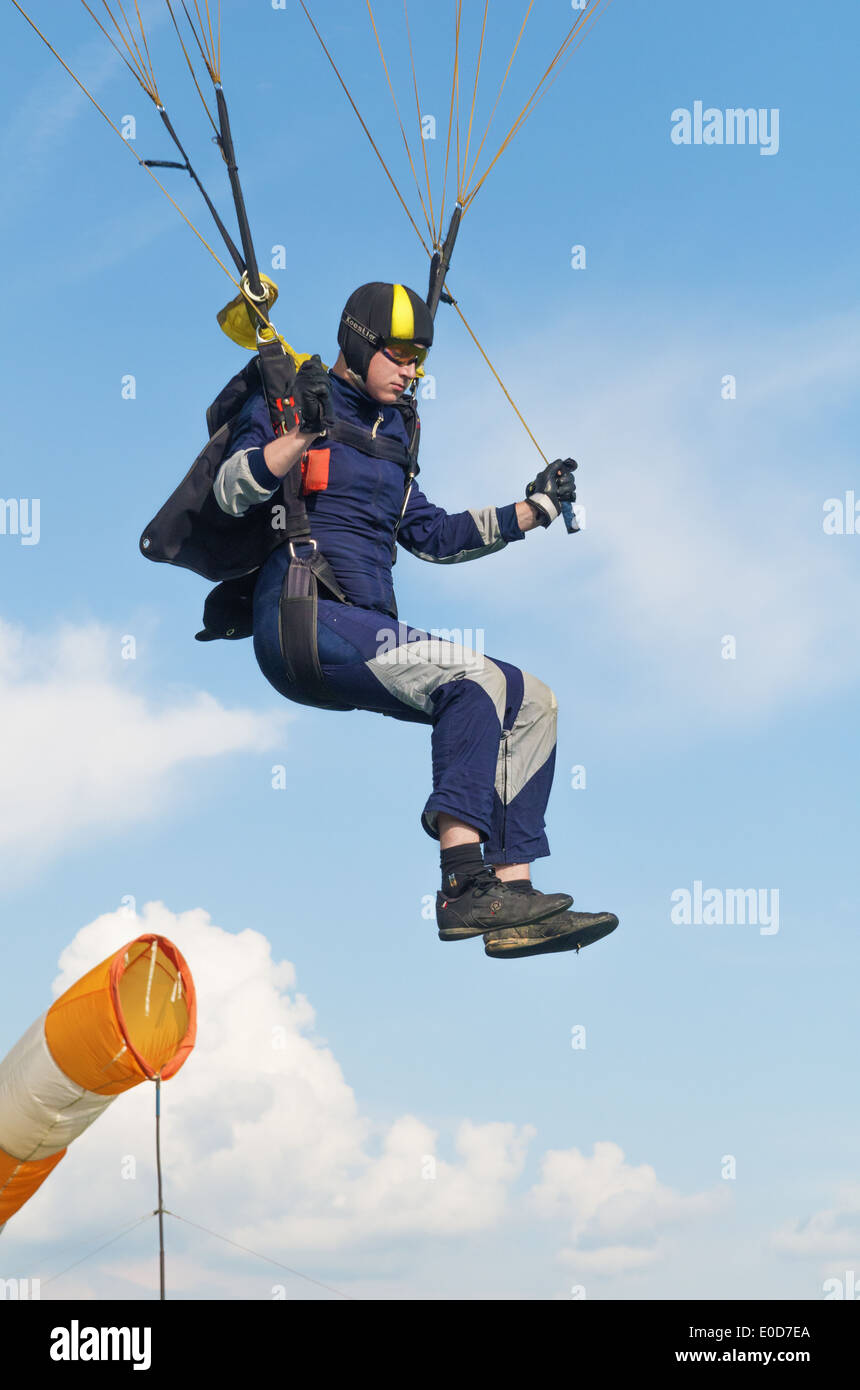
[208,281,617,960]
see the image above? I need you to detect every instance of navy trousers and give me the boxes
[253,546,558,863]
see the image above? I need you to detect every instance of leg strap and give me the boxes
[277,542,351,708]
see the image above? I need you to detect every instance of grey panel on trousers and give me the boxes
[366,639,509,720]
[493,673,558,804]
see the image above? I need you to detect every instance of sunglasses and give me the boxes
[381,340,429,368]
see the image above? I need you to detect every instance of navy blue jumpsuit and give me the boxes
[216,370,558,865]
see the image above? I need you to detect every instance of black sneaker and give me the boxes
[437,868,573,942]
[484,909,619,959]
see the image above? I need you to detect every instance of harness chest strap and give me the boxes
[290,401,420,559]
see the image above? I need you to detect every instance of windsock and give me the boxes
[0,935,196,1230]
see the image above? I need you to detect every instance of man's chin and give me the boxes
[370,384,408,403]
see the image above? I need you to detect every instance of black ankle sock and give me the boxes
[440,844,485,896]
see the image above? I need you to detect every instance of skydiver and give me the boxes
[211,282,618,959]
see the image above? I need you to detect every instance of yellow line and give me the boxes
[111,0,154,95]
[164,0,219,134]
[461,0,534,202]
[515,0,617,131]
[460,0,490,195]
[454,0,462,202]
[78,1,158,101]
[366,0,434,244]
[403,0,436,243]
[130,0,160,98]
[464,0,609,210]
[449,291,548,464]
[437,0,462,241]
[296,0,432,257]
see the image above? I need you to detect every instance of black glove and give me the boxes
[286,355,332,438]
[524,458,577,528]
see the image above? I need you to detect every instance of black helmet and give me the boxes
[338,282,434,381]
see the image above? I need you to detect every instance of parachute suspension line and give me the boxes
[126,0,160,97]
[462,0,612,211]
[296,0,432,259]
[104,0,159,99]
[366,0,434,246]
[437,0,462,243]
[76,2,242,272]
[156,0,274,333]
[453,0,463,206]
[9,0,239,288]
[459,0,490,202]
[460,0,535,203]
[78,1,159,100]
[473,3,599,193]
[449,293,548,465]
[180,0,221,83]
[505,0,618,133]
[412,9,541,466]
[148,106,245,276]
[331,3,546,466]
[155,1076,166,1301]
[423,212,542,471]
[164,0,219,135]
[402,1,437,245]
[203,0,221,79]
[462,21,589,213]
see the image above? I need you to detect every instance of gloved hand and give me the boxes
[524,458,577,528]
[285,355,332,438]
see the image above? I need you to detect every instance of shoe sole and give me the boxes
[438,893,574,942]
[484,912,619,959]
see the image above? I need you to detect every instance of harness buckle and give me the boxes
[288,538,318,559]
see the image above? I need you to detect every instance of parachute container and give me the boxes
[0,935,196,1228]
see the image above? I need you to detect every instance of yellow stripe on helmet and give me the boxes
[390,283,415,341]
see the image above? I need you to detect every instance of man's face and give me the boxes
[364,347,422,403]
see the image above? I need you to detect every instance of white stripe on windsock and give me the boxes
[0,1016,115,1162]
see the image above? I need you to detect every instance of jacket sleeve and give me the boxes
[213,392,282,517]
[396,479,525,564]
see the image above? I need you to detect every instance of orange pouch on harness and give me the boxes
[301,448,330,493]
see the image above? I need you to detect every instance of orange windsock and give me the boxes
[0,935,195,1228]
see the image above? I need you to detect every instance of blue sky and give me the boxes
[1,0,858,1300]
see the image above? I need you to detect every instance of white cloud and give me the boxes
[1,902,720,1297]
[772,1187,860,1261]
[528,1140,726,1275]
[424,309,860,732]
[31,902,534,1256]
[0,619,288,871]
[568,369,860,722]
